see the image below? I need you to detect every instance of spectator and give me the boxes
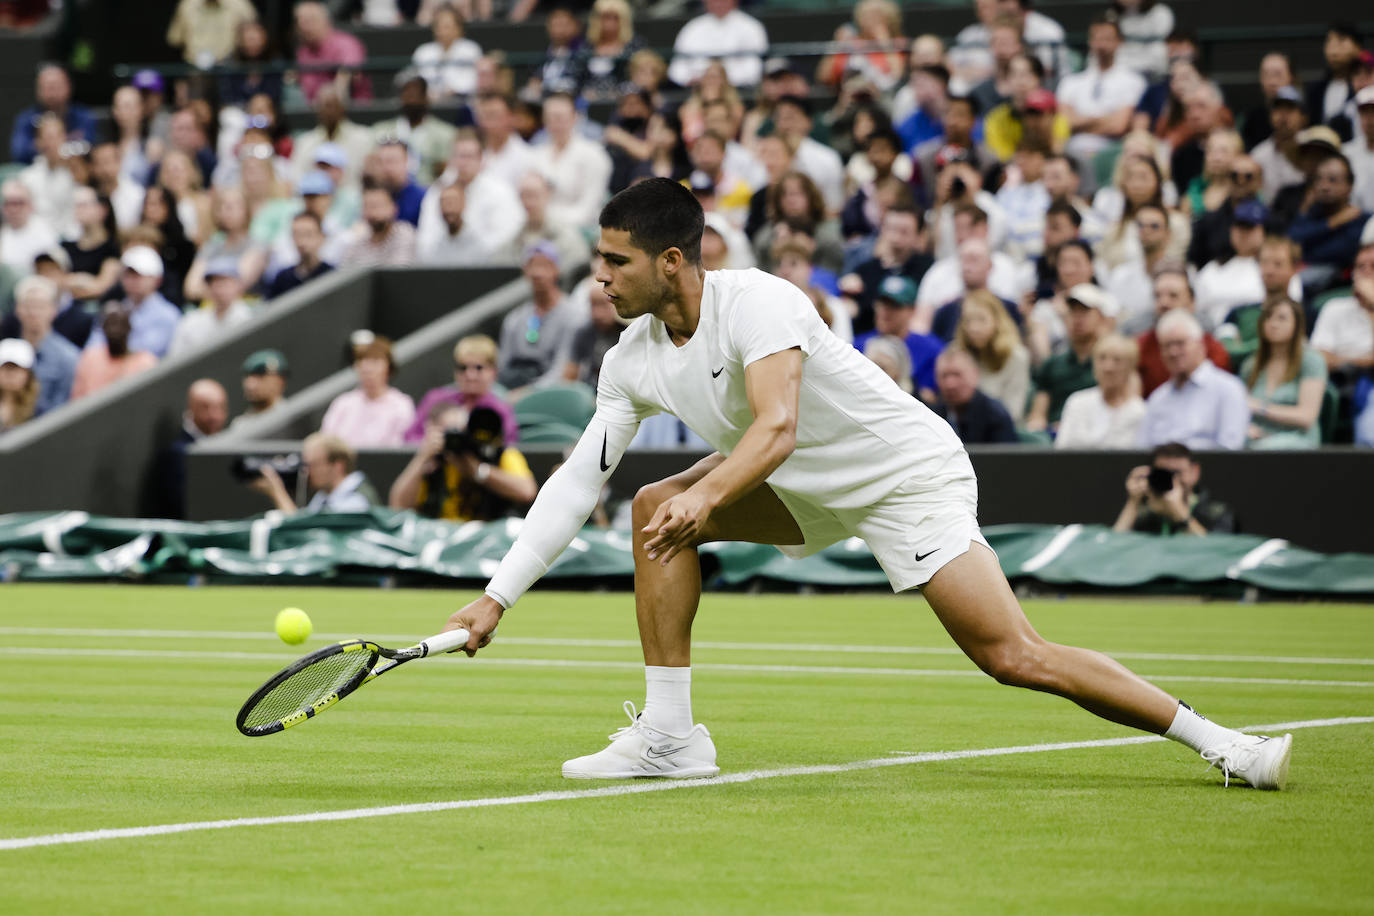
[1113,442,1235,535]
[772,238,853,342]
[420,131,523,253]
[524,4,584,96]
[840,128,908,242]
[1306,23,1363,130]
[417,182,490,265]
[568,0,644,102]
[289,87,374,188]
[136,185,198,307]
[1057,17,1146,187]
[1194,200,1271,330]
[294,1,371,104]
[1239,297,1328,449]
[930,237,1022,342]
[10,64,95,165]
[161,108,217,191]
[1025,238,1098,364]
[476,92,536,190]
[911,97,995,207]
[1270,126,1347,226]
[953,0,1069,90]
[1015,198,1081,308]
[1240,53,1296,151]
[1026,282,1116,433]
[219,20,283,107]
[668,0,768,89]
[20,113,76,235]
[166,0,257,67]
[862,334,915,394]
[1137,268,1231,395]
[502,171,590,267]
[928,150,1006,259]
[370,138,424,227]
[89,142,145,232]
[895,64,951,157]
[772,95,846,215]
[817,0,906,95]
[252,433,378,515]
[1216,235,1302,366]
[752,171,844,274]
[0,338,39,433]
[564,282,624,388]
[995,138,1052,259]
[1138,309,1249,449]
[1309,243,1374,372]
[1044,151,1106,243]
[530,93,613,230]
[62,187,121,304]
[498,242,580,392]
[159,150,213,246]
[688,131,754,228]
[1288,152,1369,293]
[851,275,942,401]
[0,181,57,277]
[1094,153,1188,271]
[321,336,415,448]
[389,402,537,521]
[232,349,289,426]
[1055,333,1145,448]
[985,60,1071,162]
[412,4,482,100]
[931,347,1019,444]
[167,259,253,358]
[1114,0,1175,78]
[373,74,457,187]
[954,288,1031,423]
[183,188,268,301]
[1181,127,1242,218]
[1347,87,1374,210]
[915,204,1018,322]
[964,16,1021,114]
[1187,153,1263,268]
[699,211,753,270]
[269,211,335,299]
[1170,84,1233,194]
[1134,53,1199,140]
[1105,203,1172,334]
[343,186,418,268]
[133,69,172,146]
[70,304,158,400]
[148,378,229,519]
[9,275,77,416]
[406,334,518,445]
[842,204,932,333]
[86,247,182,359]
[1251,87,1308,205]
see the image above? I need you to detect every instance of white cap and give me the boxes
[121,245,164,278]
[1066,283,1120,318]
[1356,85,1374,108]
[0,337,36,370]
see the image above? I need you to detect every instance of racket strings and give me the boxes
[241,650,373,730]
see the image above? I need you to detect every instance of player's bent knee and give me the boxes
[631,479,683,526]
[980,639,1057,690]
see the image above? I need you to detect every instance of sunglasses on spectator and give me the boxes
[1136,219,1165,230]
[1230,171,1259,182]
[455,362,492,372]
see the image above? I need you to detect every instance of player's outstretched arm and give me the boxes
[643,347,802,565]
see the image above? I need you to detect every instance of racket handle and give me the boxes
[420,628,471,656]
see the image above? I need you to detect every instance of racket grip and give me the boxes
[421,628,471,656]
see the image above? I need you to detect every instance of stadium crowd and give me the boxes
[3,0,1374,521]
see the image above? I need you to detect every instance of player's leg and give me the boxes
[921,544,1292,788]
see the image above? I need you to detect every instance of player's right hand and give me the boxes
[443,595,504,657]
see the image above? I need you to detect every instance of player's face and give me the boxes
[594,228,672,319]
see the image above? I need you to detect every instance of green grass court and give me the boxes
[2,585,1371,914]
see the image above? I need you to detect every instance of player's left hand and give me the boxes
[642,490,714,565]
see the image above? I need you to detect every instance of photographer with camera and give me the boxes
[247,432,377,515]
[1112,442,1235,537]
[388,403,537,522]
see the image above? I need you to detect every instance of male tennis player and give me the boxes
[443,178,1291,789]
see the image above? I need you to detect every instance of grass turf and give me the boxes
[1,584,1371,914]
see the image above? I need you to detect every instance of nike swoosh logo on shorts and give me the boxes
[914,549,939,562]
[599,431,611,472]
[644,744,689,759]
[712,366,724,378]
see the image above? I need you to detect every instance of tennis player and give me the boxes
[443,178,1291,789]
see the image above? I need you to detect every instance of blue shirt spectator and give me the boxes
[9,65,96,165]
[83,247,183,360]
[8,275,79,415]
[1286,153,1369,289]
[1138,311,1250,450]
[851,276,944,395]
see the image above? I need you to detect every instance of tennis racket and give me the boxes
[236,628,471,737]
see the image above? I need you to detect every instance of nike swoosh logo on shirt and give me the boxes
[599,432,611,472]
[913,549,939,563]
[712,366,724,378]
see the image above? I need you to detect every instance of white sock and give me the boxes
[641,666,692,736]
[1164,701,1246,753]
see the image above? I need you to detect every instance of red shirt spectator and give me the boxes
[294,1,371,103]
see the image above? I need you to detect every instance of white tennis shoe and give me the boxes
[562,701,720,780]
[1200,733,1293,789]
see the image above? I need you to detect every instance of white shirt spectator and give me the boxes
[417,170,524,257]
[109,177,146,231]
[1193,256,1266,331]
[725,140,768,191]
[791,137,847,215]
[167,300,254,357]
[951,11,1069,93]
[412,37,483,98]
[996,180,1051,259]
[0,217,58,276]
[484,134,537,191]
[1345,137,1374,213]
[667,6,769,89]
[1251,139,1305,205]
[1054,387,1146,448]
[1309,295,1374,362]
[417,217,492,266]
[1116,4,1175,78]
[1104,260,1157,336]
[1057,63,1146,158]
[530,134,614,229]
[916,252,1022,310]
[931,190,1007,260]
[290,121,375,188]
[1137,359,1250,450]
[20,160,76,237]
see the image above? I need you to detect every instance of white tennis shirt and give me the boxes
[485,268,968,608]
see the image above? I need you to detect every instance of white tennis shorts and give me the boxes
[772,471,990,593]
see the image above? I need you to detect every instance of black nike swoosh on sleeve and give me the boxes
[599,431,611,472]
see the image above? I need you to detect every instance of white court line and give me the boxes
[1,716,1369,852]
[1,647,1372,689]
[1,628,1371,667]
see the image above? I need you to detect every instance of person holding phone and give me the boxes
[1112,441,1235,536]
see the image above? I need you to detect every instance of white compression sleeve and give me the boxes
[484,413,640,608]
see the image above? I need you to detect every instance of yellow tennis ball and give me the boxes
[275,608,312,646]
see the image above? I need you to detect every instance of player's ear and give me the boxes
[660,246,683,276]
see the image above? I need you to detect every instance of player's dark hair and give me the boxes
[1150,441,1195,463]
[1046,198,1082,226]
[599,177,704,264]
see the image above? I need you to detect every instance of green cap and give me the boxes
[874,275,918,308]
[241,349,289,375]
